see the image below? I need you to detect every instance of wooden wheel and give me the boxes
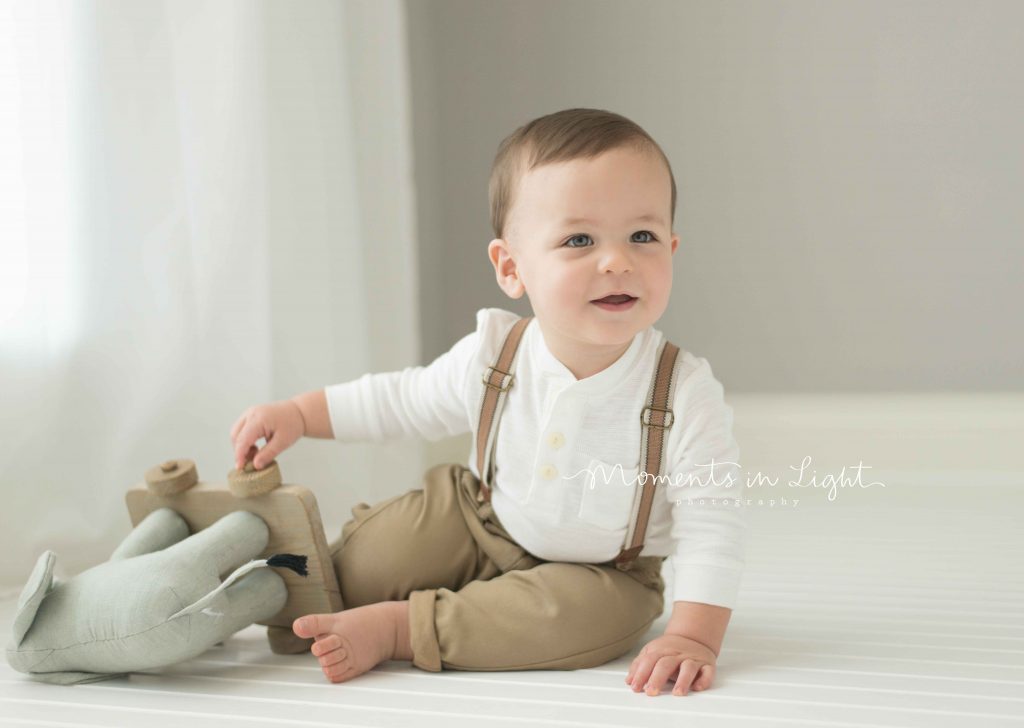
[144,459,198,496]
[227,459,282,497]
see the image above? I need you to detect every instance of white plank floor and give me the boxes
[3,480,1023,727]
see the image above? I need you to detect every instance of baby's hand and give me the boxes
[625,634,717,696]
[229,400,306,471]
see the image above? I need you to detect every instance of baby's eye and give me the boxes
[561,231,658,248]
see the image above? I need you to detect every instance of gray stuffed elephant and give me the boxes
[5,507,307,685]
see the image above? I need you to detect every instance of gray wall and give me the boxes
[405,0,1023,392]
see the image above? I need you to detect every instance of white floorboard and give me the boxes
[3,481,1022,727]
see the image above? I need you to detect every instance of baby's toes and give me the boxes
[318,648,348,668]
[311,635,341,657]
[323,657,355,683]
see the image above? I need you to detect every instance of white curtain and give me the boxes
[0,0,424,591]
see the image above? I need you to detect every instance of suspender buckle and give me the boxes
[641,405,674,429]
[614,545,644,571]
[482,366,515,392]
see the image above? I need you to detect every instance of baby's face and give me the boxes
[489,146,679,349]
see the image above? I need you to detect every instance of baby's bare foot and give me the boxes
[292,602,403,684]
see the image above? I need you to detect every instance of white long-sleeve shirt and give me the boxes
[325,307,748,608]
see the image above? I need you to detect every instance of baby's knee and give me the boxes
[333,526,431,607]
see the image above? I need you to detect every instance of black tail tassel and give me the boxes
[266,553,309,576]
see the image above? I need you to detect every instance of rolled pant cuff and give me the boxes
[408,589,442,672]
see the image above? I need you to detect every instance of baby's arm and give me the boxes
[664,601,731,655]
[322,329,479,443]
[626,356,746,696]
[231,355,465,467]
[290,389,333,439]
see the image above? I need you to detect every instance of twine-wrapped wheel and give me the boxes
[227,459,282,497]
[144,459,199,496]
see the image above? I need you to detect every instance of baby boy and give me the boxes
[230,108,746,697]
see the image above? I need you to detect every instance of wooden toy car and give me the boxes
[125,458,342,654]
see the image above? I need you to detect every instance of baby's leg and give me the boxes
[299,464,509,682]
[327,463,506,606]
[408,557,666,672]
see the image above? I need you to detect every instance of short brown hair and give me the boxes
[488,108,677,241]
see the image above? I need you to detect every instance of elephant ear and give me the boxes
[12,551,56,647]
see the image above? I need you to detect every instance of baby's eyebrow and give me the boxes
[560,214,664,226]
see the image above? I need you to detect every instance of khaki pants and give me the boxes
[327,462,666,672]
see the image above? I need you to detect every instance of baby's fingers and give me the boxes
[646,655,683,696]
[690,663,715,692]
[234,421,266,469]
[629,661,654,692]
[229,410,251,443]
[671,661,709,696]
[625,645,648,685]
[253,432,287,469]
[237,444,258,470]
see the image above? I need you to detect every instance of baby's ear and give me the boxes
[488,240,526,298]
[11,551,56,647]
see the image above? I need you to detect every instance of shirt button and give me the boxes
[547,431,565,449]
[539,464,558,480]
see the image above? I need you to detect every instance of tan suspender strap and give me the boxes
[613,339,681,571]
[472,316,681,573]
[475,316,533,504]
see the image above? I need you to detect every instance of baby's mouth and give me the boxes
[591,294,637,304]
